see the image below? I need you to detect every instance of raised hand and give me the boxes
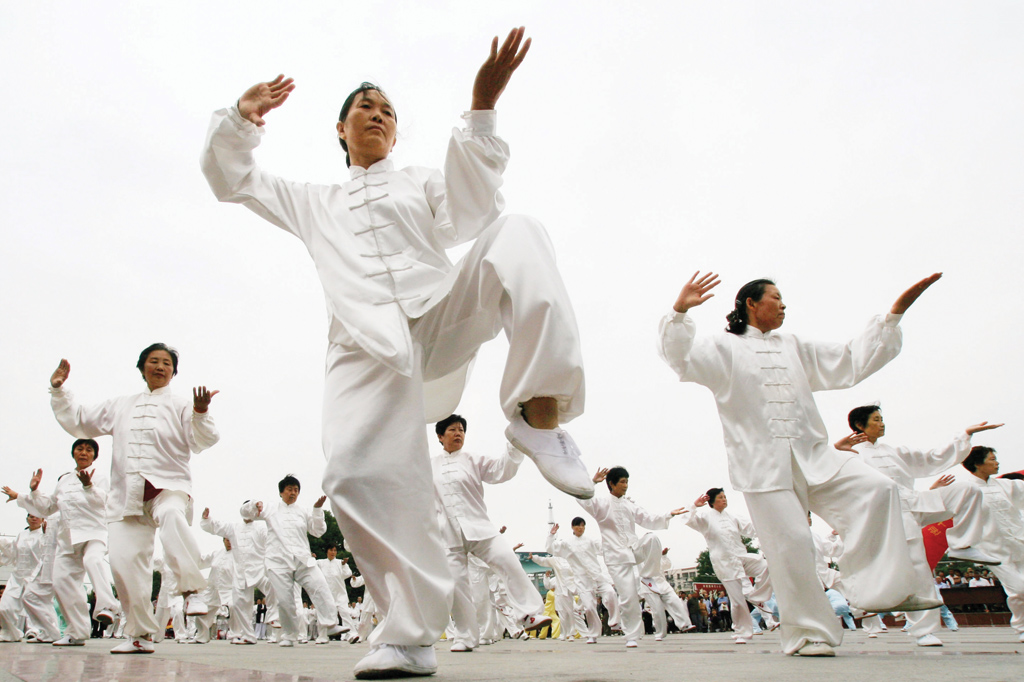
[256,501,264,514]
[693,494,709,508]
[499,525,507,534]
[662,547,670,555]
[890,273,942,315]
[193,386,219,414]
[592,467,610,484]
[965,421,1004,436]
[550,523,560,535]
[29,469,42,492]
[238,75,296,127]
[77,469,93,487]
[833,433,867,453]
[342,557,349,564]
[670,506,687,516]
[673,271,721,314]
[314,495,327,508]
[930,474,956,490]
[512,542,524,551]
[1,486,18,502]
[50,359,70,388]
[472,27,531,111]
[202,507,211,520]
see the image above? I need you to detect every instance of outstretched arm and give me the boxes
[50,359,70,388]
[890,273,942,315]
[673,271,721,314]
[472,27,531,111]
[238,75,296,127]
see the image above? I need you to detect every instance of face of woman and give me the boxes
[142,350,175,391]
[72,442,97,471]
[336,90,397,168]
[862,411,885,441]
[746,285,786,332]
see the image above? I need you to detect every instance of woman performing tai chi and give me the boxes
[201,27,589,678]
[48,345,219,654]
[657,271,941,657]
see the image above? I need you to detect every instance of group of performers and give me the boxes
[2,25,1023,680]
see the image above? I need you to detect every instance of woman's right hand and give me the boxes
[238,75,296,127]
[50,359,70,388]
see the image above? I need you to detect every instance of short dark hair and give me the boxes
[278,475,301,493]
[725,279,775,335]
[706,488,725,506]
[606,466,629,490]
[435,414,468,437]
[962,446,995,473]
[848,405,880,433]
[136,343,179,376]
[1000,472,1024,480]
[327,544,338,551]
[571,517,586,527]
[338,82,396,167]
[71,438,100,462]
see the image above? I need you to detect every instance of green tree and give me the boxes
[695,550,718,582]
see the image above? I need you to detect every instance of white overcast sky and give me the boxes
[2,2,1022,568]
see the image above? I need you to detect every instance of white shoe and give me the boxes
[586,637,597,644]
[917,634,943,647]
[946,547,1001,566]
[449,641,472,652]
[232,638,257,645]
[1018,632,1024,643]
[353,644,437,679]
[521,613,552,632]
[94,608,116,624]
[625,639,638,648]
[110,638,155,654]
[184,594,208,616]
[867,633,878,638]
[796,641,835,657]
[315,635,330,645]
[278,639,294,647]
[326,624,349,636]
[887,595,943,612]
[53,635,85,646]
[735,637,750,644]
[505,413,593,499]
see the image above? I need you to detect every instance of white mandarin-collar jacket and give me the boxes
[658,312,903,493]
[50,386,220,521]
[680,507,756,582]
[853,433,972,514]
[241,500,326,571]
[317,557,353,599]
[546,531,608,588]
[962,475,1024,563]
[200,514,268,589]
[19,467,108,550]
[0,527,46,587]
[202,106,508,412]
[577,494,672,566]
[533,553,575,596]
[431,445,523,549]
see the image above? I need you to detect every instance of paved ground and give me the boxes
[1,628,1021,682]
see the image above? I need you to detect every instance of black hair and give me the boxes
[963,446,995,473]
[1001,472,1024,480]
[278,475,301,493]
[725,279,775,335]
[327,544,338,551]
[706,488,725,506]
[606,466,629,490]
[338,82,395,167]
[435,414,468,437]
[848,405,881,433]
[136,343,179,376]
[571,517,586,527]
[72,438,100,462]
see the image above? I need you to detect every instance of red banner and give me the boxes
[922,519,953,569]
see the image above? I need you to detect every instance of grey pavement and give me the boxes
[1,628,1021,682]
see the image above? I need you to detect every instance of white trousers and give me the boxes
[53,539,119,640]
[321,217,584,647]
[468,562,496,642]
[635,533,692,634]
[930,480,988,551]
[744,457,917,654]
[607,563,643,642]
[20,580,60,642]
[108,490,207,637]
[267,564,337,642]
[0,578,26,641]
[153,601,185,642]
[899,507,941,638]
[447,534,543,647]
[990,559,1024,634]
[551,591,577,639]
[230,577,269,642]
[721,579,755,640]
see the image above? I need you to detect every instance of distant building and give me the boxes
[665,565,699,593]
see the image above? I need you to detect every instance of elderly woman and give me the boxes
[201,27,589,678]
[47,343,219,654]
[3,438,121,646]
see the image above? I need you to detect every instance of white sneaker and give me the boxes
[94,608,116,624]
[867,633,878,638]
[315,635,330,645]
[449,641,472,652]
[735,637,751,644]
[796,641,835,657]
[654,636,663,641]
[326,624,349,636]
[505,413,593,499]
[1018,632,1024,643]
[53,635,85,646]
[184,594,208,616]
[917,634,943,647]
[586,637,597,644]
[946,547,1001,566]
[353,644,437,679]
[278,639,294,647]
[232,638,257,645]
[521,613,552,632]
[625,640,638,648]
[110,638,155,654]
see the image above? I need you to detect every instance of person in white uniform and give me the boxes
[634,536,694,640]
[47,344,220,654]
[316,545,352,630]
[658,271,942,656]
[0,514,52,642]
[190,540,234,644]
[577,467,686,648]
[545,518,620,644]
[432,414,550,653]
[153,558,187,643]
[959,447,1024,642]
[835,405,1002,647]
[241,475,343,647]
[530,552,577,640]
[679,489,771,643]
[200,504,271,645]
[4,438,122,646]
[201,28,590,677]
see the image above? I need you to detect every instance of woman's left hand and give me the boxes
[193,386,220,414]
[472,26,531,111]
